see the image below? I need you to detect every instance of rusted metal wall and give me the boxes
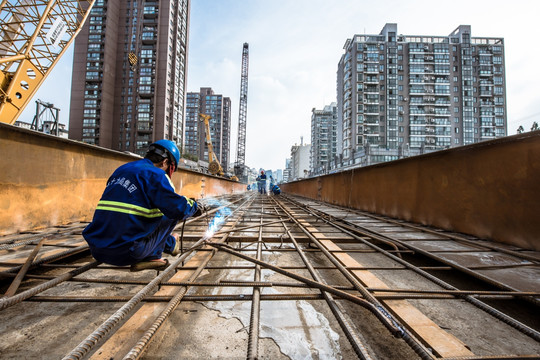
[282,132,540,251]
[0,123,245,235]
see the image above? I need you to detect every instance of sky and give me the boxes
[20,0,540,171]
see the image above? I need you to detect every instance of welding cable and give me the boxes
[179,219,186,254]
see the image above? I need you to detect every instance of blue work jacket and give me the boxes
[83,159,196,253]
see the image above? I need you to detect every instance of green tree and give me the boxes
[517,125,524,134]
[531,122,539,131]
[182,152,198,162]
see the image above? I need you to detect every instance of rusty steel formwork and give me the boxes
[0,122,245,235]
[282,132,540,251]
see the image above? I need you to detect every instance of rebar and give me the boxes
[288,196,540,342]
[0,261,100,311]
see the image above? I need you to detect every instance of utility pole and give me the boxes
[234,43,249,182]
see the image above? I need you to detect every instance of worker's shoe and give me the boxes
[169,233,181,256]
[130,258,169,272]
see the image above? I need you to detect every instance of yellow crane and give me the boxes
[0,0,96,124]
[199,113,224,176]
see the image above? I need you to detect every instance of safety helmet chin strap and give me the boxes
[149,145,177,177]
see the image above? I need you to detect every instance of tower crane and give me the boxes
[234,43,249,182]
[0,0,96,125]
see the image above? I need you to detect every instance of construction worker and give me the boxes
[257,170,267,194]
[82,140,202,272]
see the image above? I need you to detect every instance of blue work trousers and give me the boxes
[89,217,178,266]
[258,181,266,194]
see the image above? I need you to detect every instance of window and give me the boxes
[140,76,152,85]
[140,49,153,58]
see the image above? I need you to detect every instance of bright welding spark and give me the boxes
[201,199,232,240]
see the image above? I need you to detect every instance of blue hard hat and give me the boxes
[149,139,180,167]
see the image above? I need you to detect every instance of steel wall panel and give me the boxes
[282,132,540,251]
[0,123,244,235]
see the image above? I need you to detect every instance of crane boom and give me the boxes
[199,113,224,176]
[234,43,248,181]
[0,0,96,125]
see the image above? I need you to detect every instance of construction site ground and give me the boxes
[0,193,539,359]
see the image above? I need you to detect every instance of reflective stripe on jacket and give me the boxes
[83,159,197,250]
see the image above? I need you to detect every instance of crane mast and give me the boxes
[234,42,249,182]
[0,0,96,125]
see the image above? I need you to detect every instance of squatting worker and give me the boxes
[83,140,202,272]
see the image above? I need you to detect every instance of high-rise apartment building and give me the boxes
[290,138,311,181]
[69,0,190,156]
[310,102,337,175]
[283,158,292,183]
[337,23,506,167]
[185,88,231,171]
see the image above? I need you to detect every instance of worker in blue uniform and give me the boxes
[257,170,267,194]
[83,140,201,272]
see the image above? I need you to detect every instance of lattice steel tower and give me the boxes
[234,43,249,182]
[0,0,96,124]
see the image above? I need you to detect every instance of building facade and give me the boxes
[283,158,292,183]
[290,139,311,181]
[185,87,232,171]
[337,23,506,167]
[275,169,283,184]
[310,102,337,175]
[69,0,190,156]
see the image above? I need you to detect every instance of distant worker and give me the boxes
[257,170,267,194]
[83,140,202,272]
[271,184,281,195]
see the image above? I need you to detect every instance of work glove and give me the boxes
[191,199,206,217]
